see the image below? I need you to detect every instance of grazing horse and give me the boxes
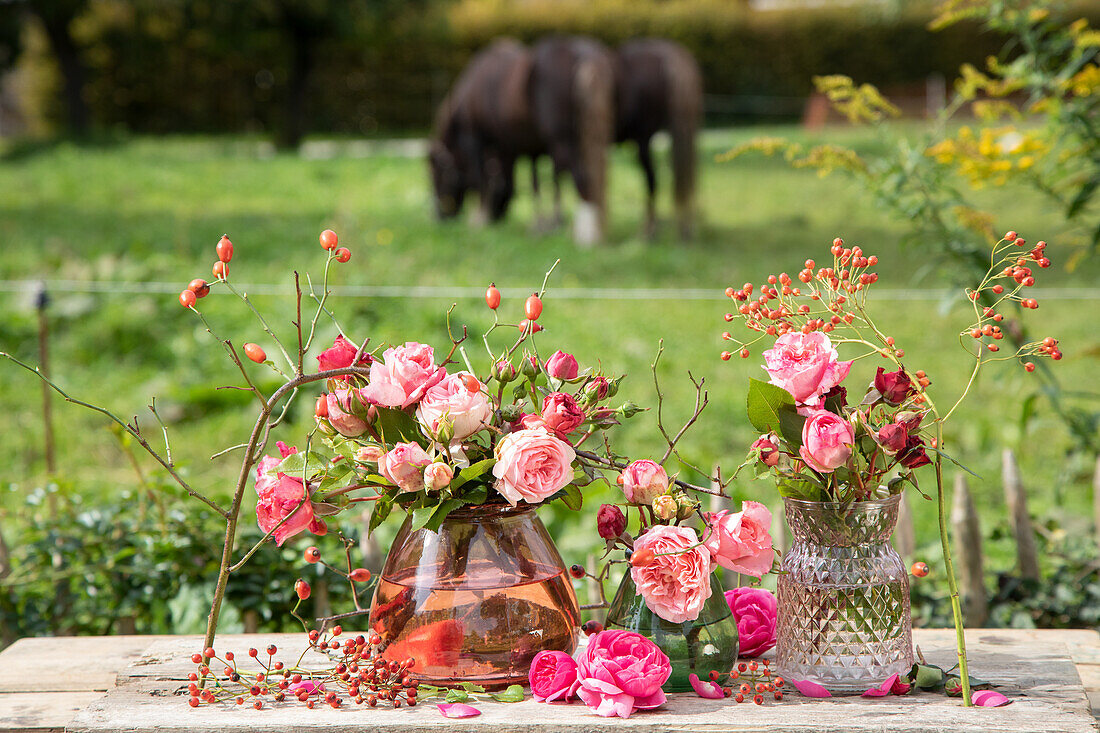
[428,36,615,246]
[428,39,539,223]
[613,39,702,240]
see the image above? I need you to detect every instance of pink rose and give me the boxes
[415,371,492,441]
[541,392,585,438]
[702,501,774,577]
[424,462,454,491]
[799,409,855,472]
[751,434,780,467]
[491,428,576,505]
[630,525,712,623]
[254,442,325,546]
[316,335,369,372]
[355,445,385,463]
[379,442,432,491]
[529,650,580,702]
[359,342,445,409]
[762,332,852,404]
[544,350,579,380]
[326,389,368,437]
[619,459,668,505]
[724,587,777,658]
[575,630,671,718]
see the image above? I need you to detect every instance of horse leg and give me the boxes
[637,138,657,241]
[529,157,550,234]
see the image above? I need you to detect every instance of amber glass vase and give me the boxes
[775,496,914,694]
[604,572,739,693]
[368,503,581,689]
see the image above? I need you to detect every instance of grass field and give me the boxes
[1,124,1097,577]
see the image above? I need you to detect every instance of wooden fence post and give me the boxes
[894,491,916,560]
[951,474,988,626]
[1002,448,1040,581]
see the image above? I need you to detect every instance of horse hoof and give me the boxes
[573,202,602,247]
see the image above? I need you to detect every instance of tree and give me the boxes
[23,0,91,135]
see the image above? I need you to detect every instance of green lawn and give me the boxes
[1,125,1097,585]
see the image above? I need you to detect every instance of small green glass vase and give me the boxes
[604,571,739,692]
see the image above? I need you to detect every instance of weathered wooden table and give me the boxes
[1,629,1098,732]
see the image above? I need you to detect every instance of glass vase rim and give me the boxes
[782,494,902,511]
[429,500,538,519]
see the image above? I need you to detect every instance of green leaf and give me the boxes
[560,483,583,511]
[368,497,393,535]
[913,664,946,689]
[449,458,497,492]
[490,684,525,703]
[461,484,488,505]
[410,504,438,531]
[776,477,823,501]
[415,498,467,533]
[375,408,427,447]
[444,689,469,702]
[459,682,486,693]
[927,446,981,478]
[746,378,805,446]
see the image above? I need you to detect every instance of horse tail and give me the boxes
[572,50,614,246]
[665,45,702,239]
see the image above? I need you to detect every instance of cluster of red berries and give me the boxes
[964,232,1061,369]
[188,629,418,710]
[712,659,784,705]
[720,238,881,361]
[485,284,545,334]
[178,234,234,308]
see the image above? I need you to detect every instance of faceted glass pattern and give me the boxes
[776,496,914,694]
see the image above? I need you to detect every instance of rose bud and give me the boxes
[620,460,669,505]
[619,401,642,418]
[521,354,540,380]
[541,392,585,438]
[544,350,579,380]
[676,494,697,520]
[596,504,626,540]
[876,423,909,455]
[583,376,611,403]
[899,434,932,469]
[498,403,522,423]
[424,462,454,491]
[874,367,914,406]
[492,360,517,383]
[751,434,780,467]
[652,494,677,521]
[355,445,385,463]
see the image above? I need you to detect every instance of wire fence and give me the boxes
[1,280,1098,302]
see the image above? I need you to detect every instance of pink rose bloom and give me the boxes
[359,341,445,409]
[702,501,774,577]
[799,409,855,472]
[355,445,385,463]
[630,525,713,624]
[254,442,325,546]
[326,389,368,437]
[762,332,852,404]
[575,630,671,718]
[724,587,777,658]
[379,442,432,491]
[424,462,454,491]
[529,650,580,702]
[492,428,576,505]
[415,371,492,440]
[619,459,668,505]
[316,335,368,372]
[544,350,579,380]
[541,392,585,439]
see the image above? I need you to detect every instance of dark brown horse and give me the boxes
[614,39,702,240]
[429,36,615,245]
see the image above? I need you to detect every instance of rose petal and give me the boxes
[790,678,832,698]
[972,690,1012,707]
[862,673,900,698]
[689,673,725,700]
[437,703,481,718]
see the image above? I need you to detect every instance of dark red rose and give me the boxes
[899,434,931,469]
[874,367,914,406]
[876,423,909,454]
[822,385,848,412]
[597,504,626,540]
[541,392,585,438]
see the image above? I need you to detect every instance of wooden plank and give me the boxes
[67,630,1097,733]
[0,637,165,693]
[0,692,103,733]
